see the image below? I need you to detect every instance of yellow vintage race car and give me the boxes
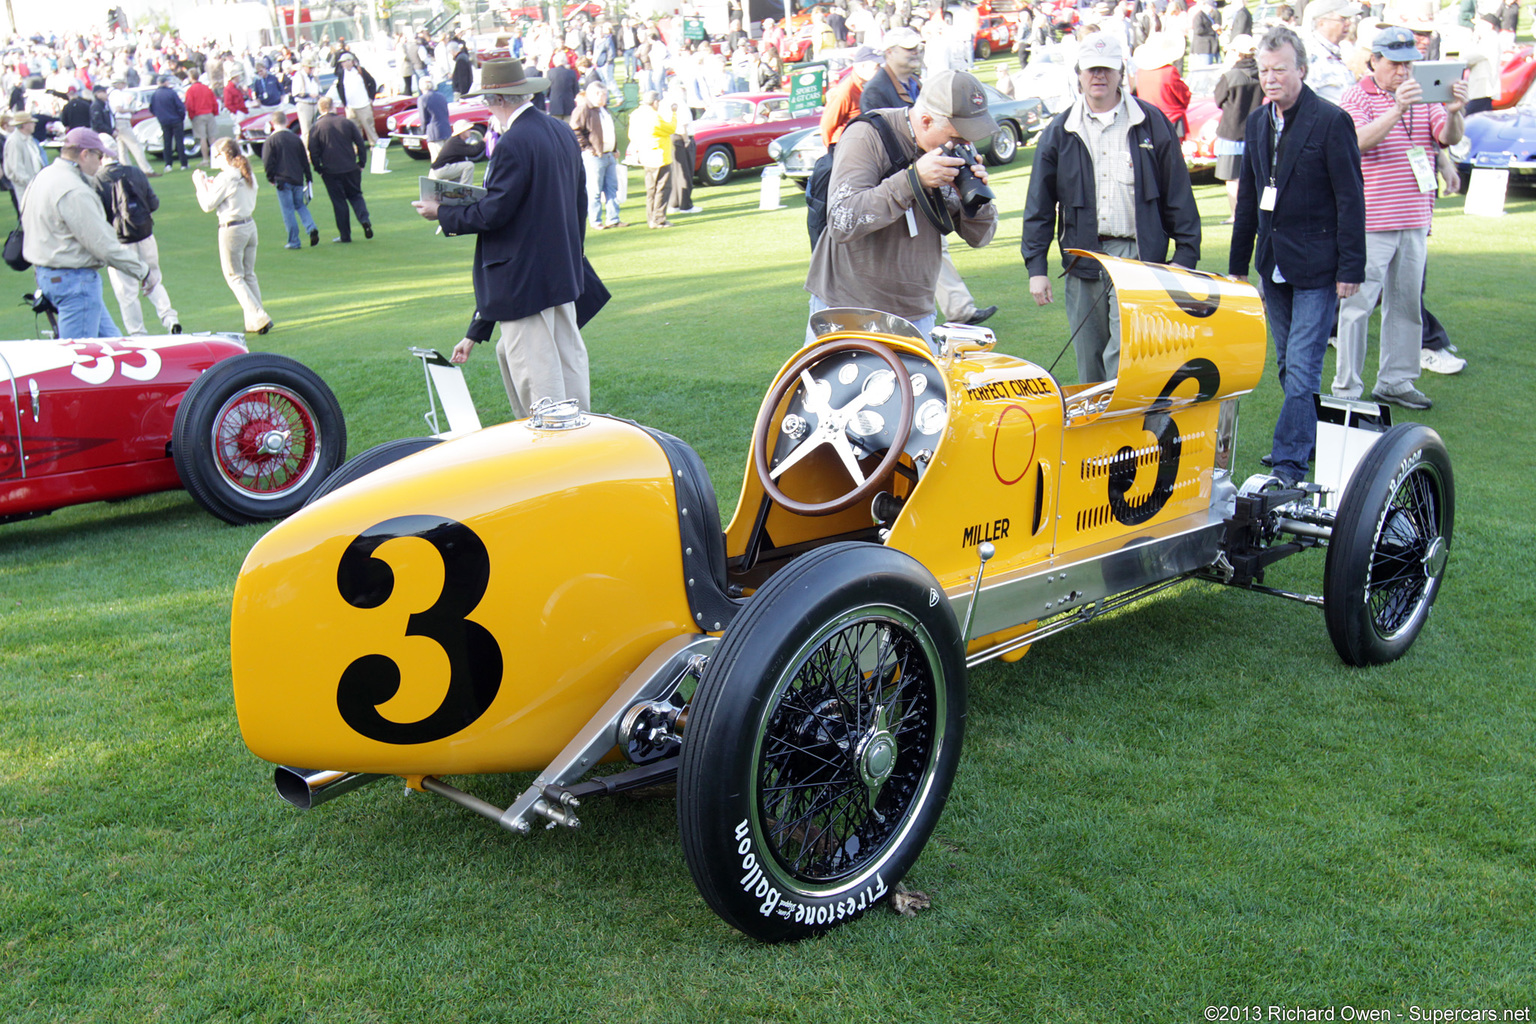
[229,255,1453,942]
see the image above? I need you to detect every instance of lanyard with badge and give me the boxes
[1260,103,1285,211]
[1399,107,1438,193]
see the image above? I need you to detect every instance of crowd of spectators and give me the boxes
[0,0,1523,430]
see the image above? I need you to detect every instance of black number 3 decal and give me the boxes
[1108,359,1221,526]
[335,515,504,744]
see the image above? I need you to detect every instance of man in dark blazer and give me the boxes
[1228,25,1366,488]
[412,59,596,419]
[307,96,372,242]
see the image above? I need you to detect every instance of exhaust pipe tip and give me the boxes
[275,766,385,810]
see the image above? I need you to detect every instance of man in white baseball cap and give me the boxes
[1021,30,1201,383]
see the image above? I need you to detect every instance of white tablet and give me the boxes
[1410,61,1465,105]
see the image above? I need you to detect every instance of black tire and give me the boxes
[303,436,443,507]
[699,144,734,186]
[678,542,966,941]
[171,353,347,525]
[984,120,1019,167]
[404,145,429,160]
[976,38,992,59]
[1323,423,1454,666]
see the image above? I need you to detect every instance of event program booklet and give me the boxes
[419,176,486,206]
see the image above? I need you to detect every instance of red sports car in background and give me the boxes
[1,334,345,526]
[387,96,493,160]
[688,92,822,185]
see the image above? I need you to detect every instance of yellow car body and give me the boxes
[229,254,1452,942]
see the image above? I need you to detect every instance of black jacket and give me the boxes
[332,58,378,105]
[547,65,579,118]
[1214,57,1262,142]
[60,96,92,129]
[857,65,919,113]
[1022,96,1202,279]
[307,112,367,174]
[263,126,312,186]
[1228,84,1366,290]
[90,97,114,133]
[437,106,588,327]
[452,52,474,96]
[432,132,485,169]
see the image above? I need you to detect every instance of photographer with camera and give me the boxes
[804,70,999,345]
[1021,33,1201,384]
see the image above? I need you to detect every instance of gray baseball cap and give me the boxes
[919,69,999,143]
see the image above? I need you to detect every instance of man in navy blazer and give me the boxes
[1228,26,1365,489]
[413,59,593,419]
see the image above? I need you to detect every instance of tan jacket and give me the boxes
[21,159,145,277]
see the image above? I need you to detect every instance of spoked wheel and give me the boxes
[172,353,346,524]
[679,542,966,941]
[1323,423,1454,665]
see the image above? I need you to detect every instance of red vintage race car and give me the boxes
[1,333,345,525]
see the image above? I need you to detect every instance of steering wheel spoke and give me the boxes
[752,339,915,517]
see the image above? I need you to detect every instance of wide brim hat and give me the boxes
[10,110,34,124]
[465,58,549,96]
[1133,32,1184,69]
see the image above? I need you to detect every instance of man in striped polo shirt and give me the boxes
[1333,25,1466,410]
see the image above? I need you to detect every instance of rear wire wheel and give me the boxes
[1323,423,1454,665]
[678,542,966,941]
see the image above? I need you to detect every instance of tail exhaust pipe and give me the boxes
[275,766,386,810]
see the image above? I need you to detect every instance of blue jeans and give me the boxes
[35,266,122,339]
[582,152,620,226]
[275,182,319,247]
[1261,279,1338,481]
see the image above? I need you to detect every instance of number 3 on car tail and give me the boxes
[333,515,503,744]
[1107,359,1221,526]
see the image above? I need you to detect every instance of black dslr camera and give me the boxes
[944,142,995,216]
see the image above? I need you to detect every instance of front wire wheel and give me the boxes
[1323,423,1454,665]
[172,353,346,524]
[679,543,965,941]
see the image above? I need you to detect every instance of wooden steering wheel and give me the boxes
[751,338,914,517]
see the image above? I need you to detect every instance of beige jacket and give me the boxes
[195,167,260,223]
[20,158,146,277]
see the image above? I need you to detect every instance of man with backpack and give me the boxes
[804,70,999,344]
[98,149,180,334]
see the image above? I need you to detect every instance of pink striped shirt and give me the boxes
[1341,77,1447,232]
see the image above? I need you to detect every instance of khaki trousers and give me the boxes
[217,221,268,332]
[494,302,590,419]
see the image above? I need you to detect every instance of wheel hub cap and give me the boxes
[258,429,291,455]
[1422,535,1447,577]
[857,730,897,787]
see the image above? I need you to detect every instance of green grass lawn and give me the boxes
[2,119,1534,1022]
